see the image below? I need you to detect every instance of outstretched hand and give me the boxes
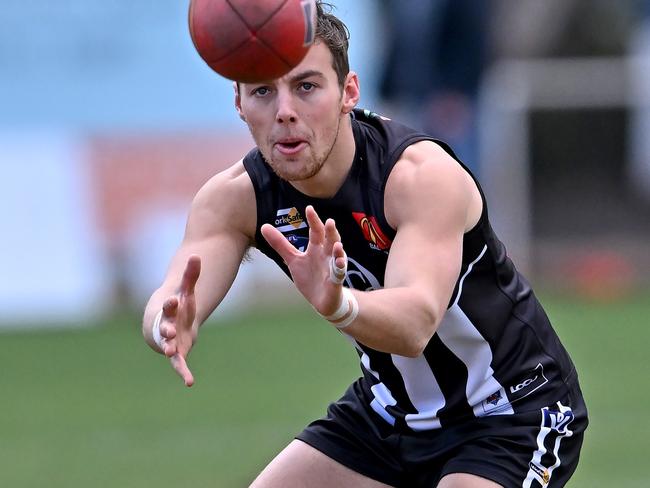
[261,205,347,316]
[157,255,201,387]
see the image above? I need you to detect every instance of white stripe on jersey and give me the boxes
[440,245,512,417]
[370,383,397,426]
[362,352,398,425]
[276,222,307,233]
[453,245,488,307]
[344,334,398,426]
[437,305,513,418]
[343,245,512,430]
[391,355,444,430]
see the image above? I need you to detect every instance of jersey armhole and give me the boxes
[241,152,269,249]
[379,136,489,237]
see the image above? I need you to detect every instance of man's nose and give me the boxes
[275,91,298,124]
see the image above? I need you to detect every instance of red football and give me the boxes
[189,0,317,83]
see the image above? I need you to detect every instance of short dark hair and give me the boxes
[315,1,350,87]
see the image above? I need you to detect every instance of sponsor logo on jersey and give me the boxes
[275,207,307,233]
[508,363,548,402]
[528,462,550,485]
[286,234,309,252]
[352,212,392,251]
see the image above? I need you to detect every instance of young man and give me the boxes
[142,3,587,487]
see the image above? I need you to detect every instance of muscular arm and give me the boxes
[142,161,256,381]
[259,141,482,358]
[341,141,483,357]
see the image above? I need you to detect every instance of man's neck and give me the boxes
[290,115,355,199]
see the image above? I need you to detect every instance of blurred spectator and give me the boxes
[495,0,647,203]
[376,0,490,176]
[490,0,635,59]
[489,0,579,59]
[489,0,643,203]
[629,0,650,201]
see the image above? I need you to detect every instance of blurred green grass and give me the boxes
[1,292,648,488]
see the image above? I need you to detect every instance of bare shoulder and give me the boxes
[187,159,257,240]
[195,159,254,202]
[385,140,482,232]
[388,140,468,192]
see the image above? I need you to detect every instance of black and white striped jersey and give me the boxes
[243,108,578,432]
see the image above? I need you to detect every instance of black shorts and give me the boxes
[297,379,588,488]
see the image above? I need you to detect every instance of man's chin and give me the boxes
[273,169,315,182]
[269,162,323,182]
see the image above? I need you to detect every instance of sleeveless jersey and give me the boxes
[243,108,577,432]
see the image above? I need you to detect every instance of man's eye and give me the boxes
[253,87,270,96]
[300,82,315,91]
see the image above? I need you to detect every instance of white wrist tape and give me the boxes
[334,289,359,329]
[320,288,359,330]
[329,254,347,284]
[322,288,353,321]
[151,309,165,349]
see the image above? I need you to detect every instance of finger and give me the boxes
[162,296,179,319]
[329,241,347,284]
[159,321,177,341]
[180,255,201,296]
[171,354,194,387]
[333,241,347,268]
[261,223,301,263]
[305,205,325,246]
[324,218,341,254]
[161,338,177,358]
[158,298,179,354]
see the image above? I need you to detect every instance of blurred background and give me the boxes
[1,0,649,486]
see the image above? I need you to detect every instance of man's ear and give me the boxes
[233,82,246,122]
[341,71,360,115]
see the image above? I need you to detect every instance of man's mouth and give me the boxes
[274,139,308,156]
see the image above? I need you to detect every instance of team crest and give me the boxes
[485,390,502,406]
[543,408,575,434]
[481,387,510,414]
[344,257,382,291]
[352,212,392,251]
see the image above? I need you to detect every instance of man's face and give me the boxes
[236,42,355,182]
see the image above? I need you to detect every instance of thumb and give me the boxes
[162,296,179,319]
[180,255,201,296]
[171,353,194,387]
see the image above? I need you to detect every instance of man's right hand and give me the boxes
[156,255,202,387]
[261,205,347,318]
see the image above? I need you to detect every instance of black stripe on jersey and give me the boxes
[423,335,474,425]
[455,239,570,412]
